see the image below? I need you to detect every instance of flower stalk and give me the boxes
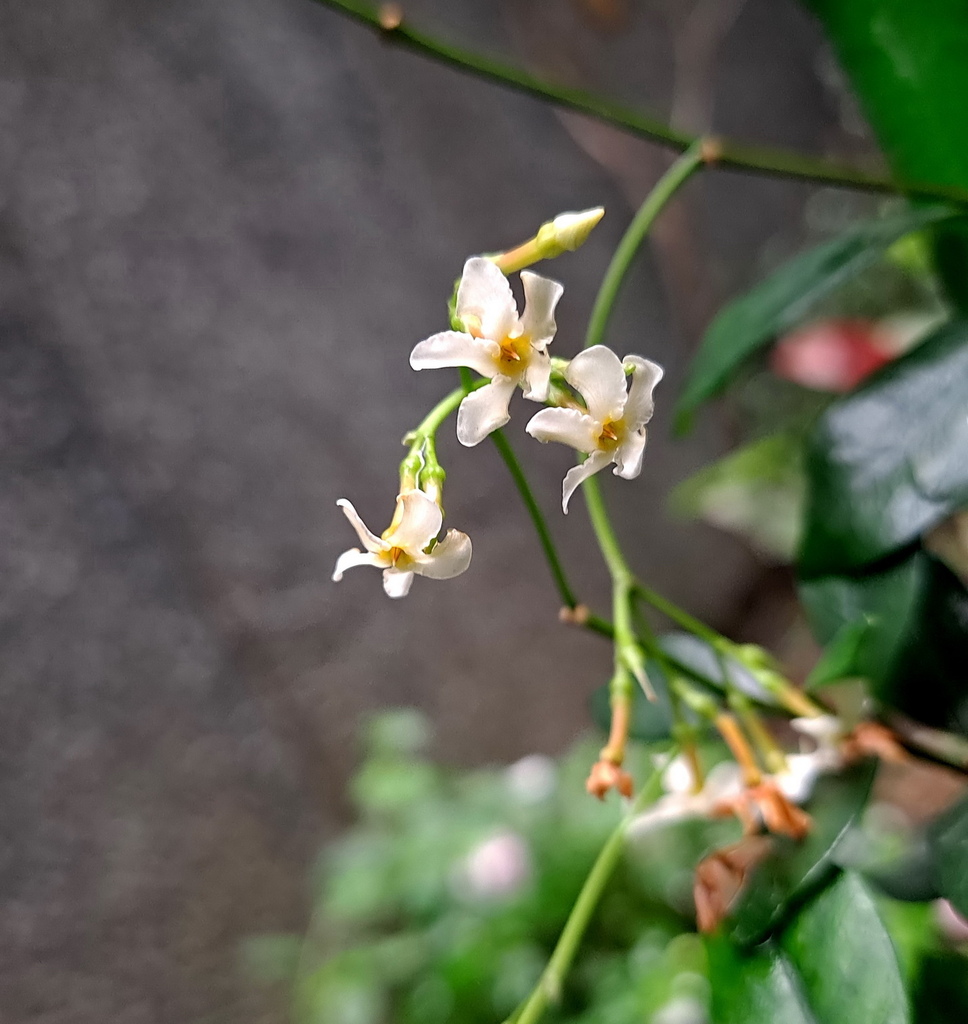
[507,757,671,1024]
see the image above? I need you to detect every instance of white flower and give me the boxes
[629,759,744,838]
[409,257,563,446]
[457,830,532,901]
[332,490,472,598]
[525,345,663,513]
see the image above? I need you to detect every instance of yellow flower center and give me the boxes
[497,332,532,369]
[597,419,622,450]
[386,545,411,569]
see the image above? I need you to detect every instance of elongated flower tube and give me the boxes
[409,257,563,446]
[333,490,472,598]
[526,345,663,512]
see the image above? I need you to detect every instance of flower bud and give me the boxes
[534,207,605,259]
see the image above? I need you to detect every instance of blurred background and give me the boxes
[0,0,897,1019]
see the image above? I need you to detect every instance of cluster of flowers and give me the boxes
[333,211,664,598]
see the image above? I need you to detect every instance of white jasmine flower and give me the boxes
[332,490,471,598]
[525,345,663,513]
[629,760,744,838]
[409,257,563,446]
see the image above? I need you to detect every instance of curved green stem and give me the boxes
[312,0,968,206]
[585,141,706,350]
[507,756,671,1024]
[489,429,578,609]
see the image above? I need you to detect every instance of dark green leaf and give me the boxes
[800,322,968,576]
[675,205,960,428]
[802,0,968,309]
[726,761,877,946]
[804,617,874,690]
[929,793,968,917]
[706,934,816,1024]
[799,554,925,699]
[782,872,911,1024]
[801,552,968,729]
[660,631,778,706]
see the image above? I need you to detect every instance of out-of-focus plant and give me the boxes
[273,1,968,1020]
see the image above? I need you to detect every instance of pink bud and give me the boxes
[771,319,892,392]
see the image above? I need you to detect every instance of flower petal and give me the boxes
[521,348,551,402]
[336,498,385,553]
[332,547,385,581]
[565,346,628,422]
[525,407,599,452]
[456,257,518,341]
[613,428,646,479]
[409,330,499,378]
[520,271,563,349]
[414,529,472,579]
[386,489,443,552]
[456,375,517,446]
[382,568,415,598]
[561,449,613,513]
[622,355,664,428]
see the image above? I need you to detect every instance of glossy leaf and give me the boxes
[929,793,968,917]
[781,872,910,1024]
[800,322,968,576]
[799,555,925,700]
[801,551,968,728]
[803,0,968,309]
[674,205,960,429]
[706,934,816,1024]
[804,617,874,690]
[725,760,877,947]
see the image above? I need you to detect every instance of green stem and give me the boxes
[585,141,705,351]
[508,758,670,1024]
[312,0,968,206]
[489,429,578,609]
[581,474,647,693]
[633,582,723,648]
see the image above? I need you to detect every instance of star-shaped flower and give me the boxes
[525,345,663,513]
[333,490,472,598]
[409,257,563,446]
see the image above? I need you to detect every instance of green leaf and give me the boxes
[781,872,911,1024]
[799,555,925,699]
[710,874,911,1024]
[670,432,806,562]
[706,934,816,1024]
[802,0,968,309]
[800,551,968,728]
[804,617,874,690]
[929,793,968,917]
[726,760,877,947]
[674,205,960,428]
[799,322,968,576]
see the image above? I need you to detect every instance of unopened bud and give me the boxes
[535,207,605,258]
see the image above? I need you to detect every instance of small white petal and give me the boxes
[382,569,414,598]
[519,271,563,349]
[613,428,646,480]
[332,547,385,581]
[386,490,443,552]
[623,356,664,428]
[521,349,551,402]
[565,346,628,422]
[414,529,472,579]
[525,407,599,452]
[561,449,613,513]
[456,375,517,446]
[409,330,499,378]
[336,498,385,553]
[456,257,519,341]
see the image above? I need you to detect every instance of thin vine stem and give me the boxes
[311,0,968,206]
[507,755,671,1024]
[489,428,578,609]
[585,141,706,351]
